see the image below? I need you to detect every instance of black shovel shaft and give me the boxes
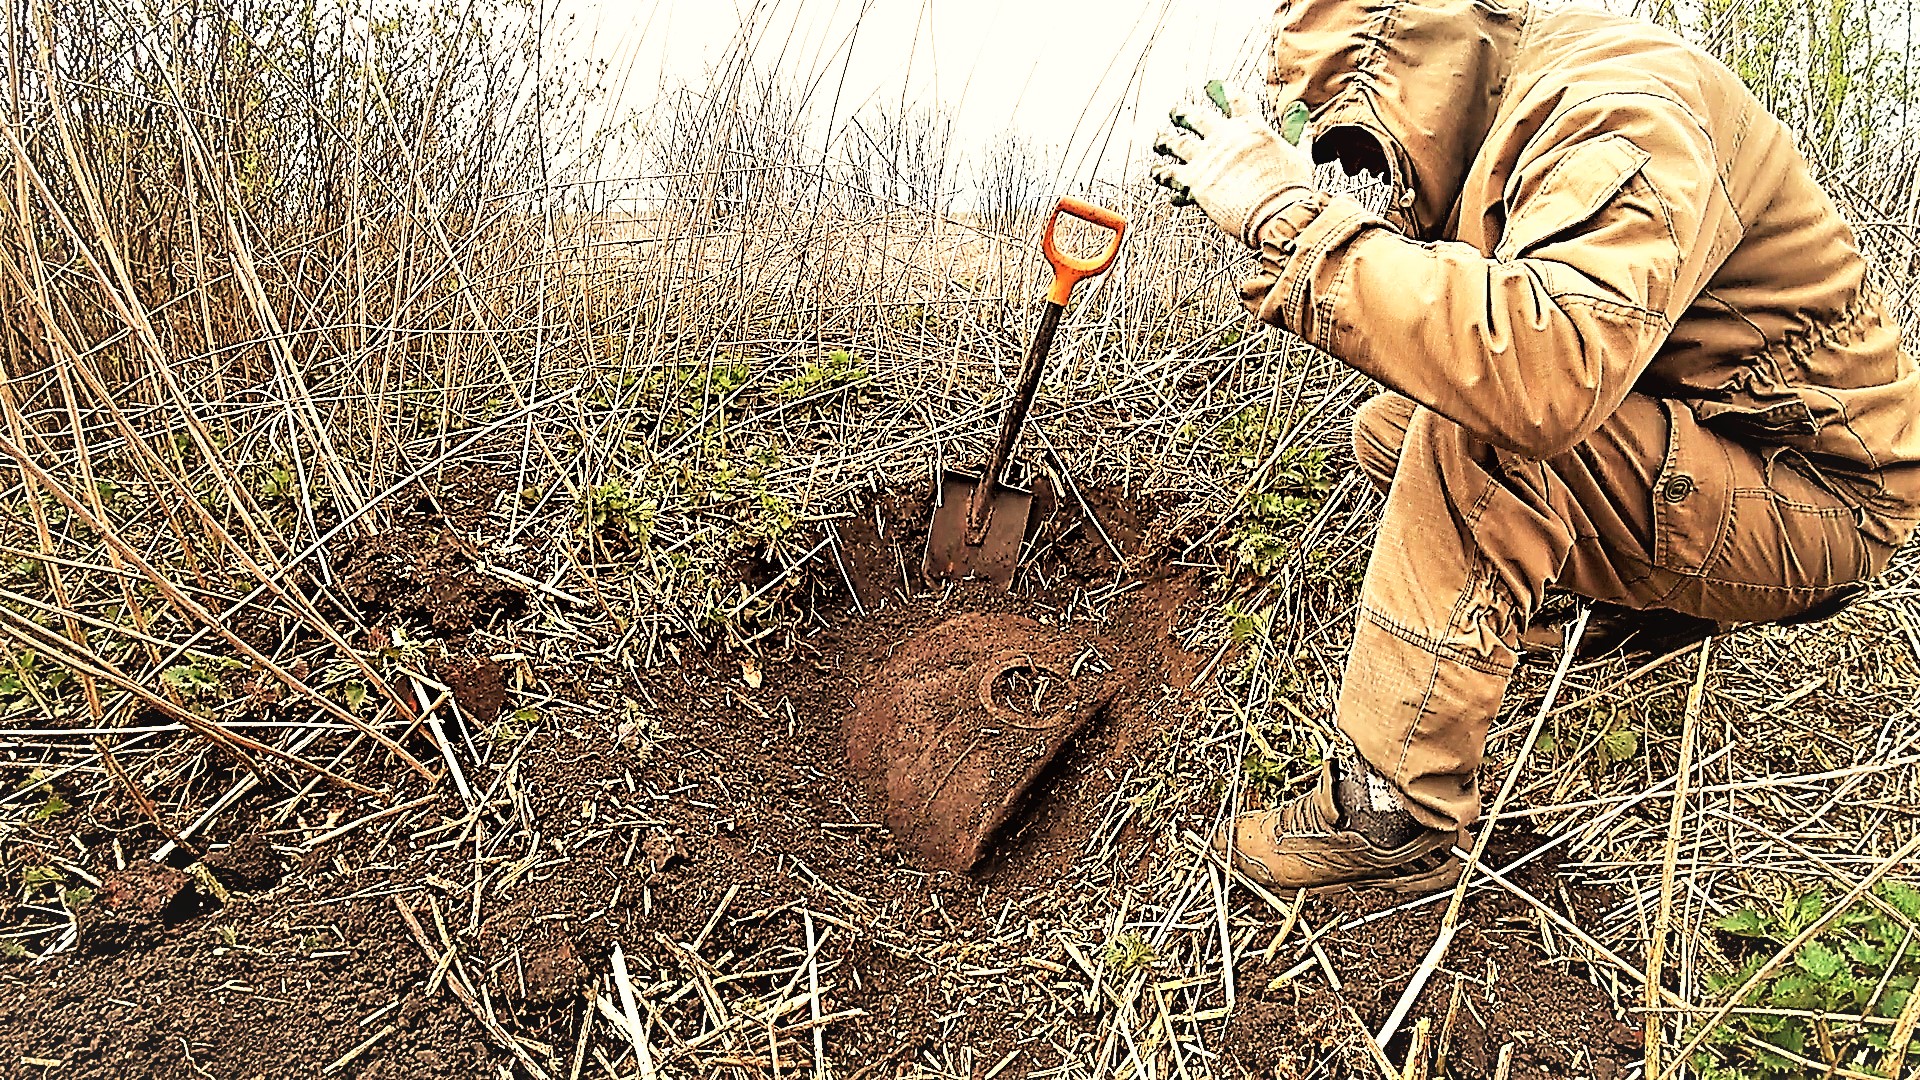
[966,299,1066,539]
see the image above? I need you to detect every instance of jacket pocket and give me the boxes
[1651,399,1735,576]
[1495,133,1652,262]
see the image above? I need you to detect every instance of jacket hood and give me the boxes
[1268,0,1528,238]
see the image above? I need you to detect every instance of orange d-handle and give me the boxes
[1041,196,1127,306]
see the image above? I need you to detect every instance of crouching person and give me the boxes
[1152,0,1920,894]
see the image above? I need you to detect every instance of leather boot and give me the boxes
[1213,753,1463,896]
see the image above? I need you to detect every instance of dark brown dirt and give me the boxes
[0,484,1642,1079]
[438,656,508,725]
[76,864,206,956]
[205,831,286,893]
[1219,838,1641,1080]
[336,525,524,638]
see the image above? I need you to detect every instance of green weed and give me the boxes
[30,791,70,823]
[256,463,296,504]
[160,657,242,700]
[1541,705,1641,773]
[1102,931,1159,976]
[1227,448,1332,576]
[1241,748,1289,801]
[20,865,63,897]
[1693,881,1920,1078]
[585,478,656,547]
[775,348,869,403]
[0,650,72,719]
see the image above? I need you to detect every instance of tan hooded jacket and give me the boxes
[1244,0,1920,546]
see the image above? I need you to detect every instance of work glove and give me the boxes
[1153,82,1315,247]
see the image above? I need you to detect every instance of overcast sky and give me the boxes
[562,0,1276,186]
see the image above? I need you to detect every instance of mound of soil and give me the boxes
[336,525,523,637]
[77,864,205,956]
[438,656,508,724]
[205,832,286,894]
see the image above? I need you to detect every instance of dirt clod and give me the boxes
[79,863,203,955]
[337,526,523,637]
[441,656,509,724]
[205,832,284,893]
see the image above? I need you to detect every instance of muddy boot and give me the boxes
[1212,753,1462,897]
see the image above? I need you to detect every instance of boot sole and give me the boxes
[1267,857,1464,903]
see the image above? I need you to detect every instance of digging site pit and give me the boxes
[3,477,1640,1080]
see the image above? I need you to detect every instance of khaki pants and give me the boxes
[1341,392,1901,831]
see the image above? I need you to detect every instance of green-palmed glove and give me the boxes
[1153,82,1316,246]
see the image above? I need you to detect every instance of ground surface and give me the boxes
[0,485,1656,1079]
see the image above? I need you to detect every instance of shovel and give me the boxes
[923,196,1127,589]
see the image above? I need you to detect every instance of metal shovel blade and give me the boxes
[921,470,1032,590]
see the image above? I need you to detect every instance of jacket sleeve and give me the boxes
[1241,98,1737,459]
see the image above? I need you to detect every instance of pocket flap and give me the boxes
[1653,399,1735,576]
[1497,133,1652,261]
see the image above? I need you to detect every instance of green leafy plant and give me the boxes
[1222,600,1268,646]
[1541,704,1641,773]
[1214,406,1282,470]
[160,657,241,700]
[1241,749,1289,801]
[1693,881,1920,1078]
[0,650,72,718]
[257,463,296,503]
[775,348,869,403]
[1227,448,1332,576]
[31,792,71,823]
[651,358,754,438]
[585,479,657,547]
[20,865,64,898]
[1102,931,1160,976]
[493,706,539,745]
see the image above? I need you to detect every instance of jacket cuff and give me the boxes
[1235,183,1322,247]
[1241,193,1379,347]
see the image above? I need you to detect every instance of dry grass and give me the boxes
[2,0,1919,1077]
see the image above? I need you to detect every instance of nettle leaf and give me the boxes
[1281,101,1311,146]
[1747,1012,1786,1034]
[1769,972,1823,1010]
[1882,987,1914,1018]
[1846,940,1888,967]
[160,663,222,699]
[1794,941,1847,981]
[1787,890,1827,931]
[21,865,63,890]
[1826,974,1870,1011]
[32,792,70,822]
[1711,954,1770,995]
[1716,908,1771,938]
[1770,1017,1810,1058]
[1879,880,1920,923]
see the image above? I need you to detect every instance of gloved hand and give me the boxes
[1153,82,1316,246]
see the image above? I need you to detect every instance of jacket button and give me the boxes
[1661,475,1695,503]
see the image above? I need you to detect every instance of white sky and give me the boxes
[561,0,1276,186]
